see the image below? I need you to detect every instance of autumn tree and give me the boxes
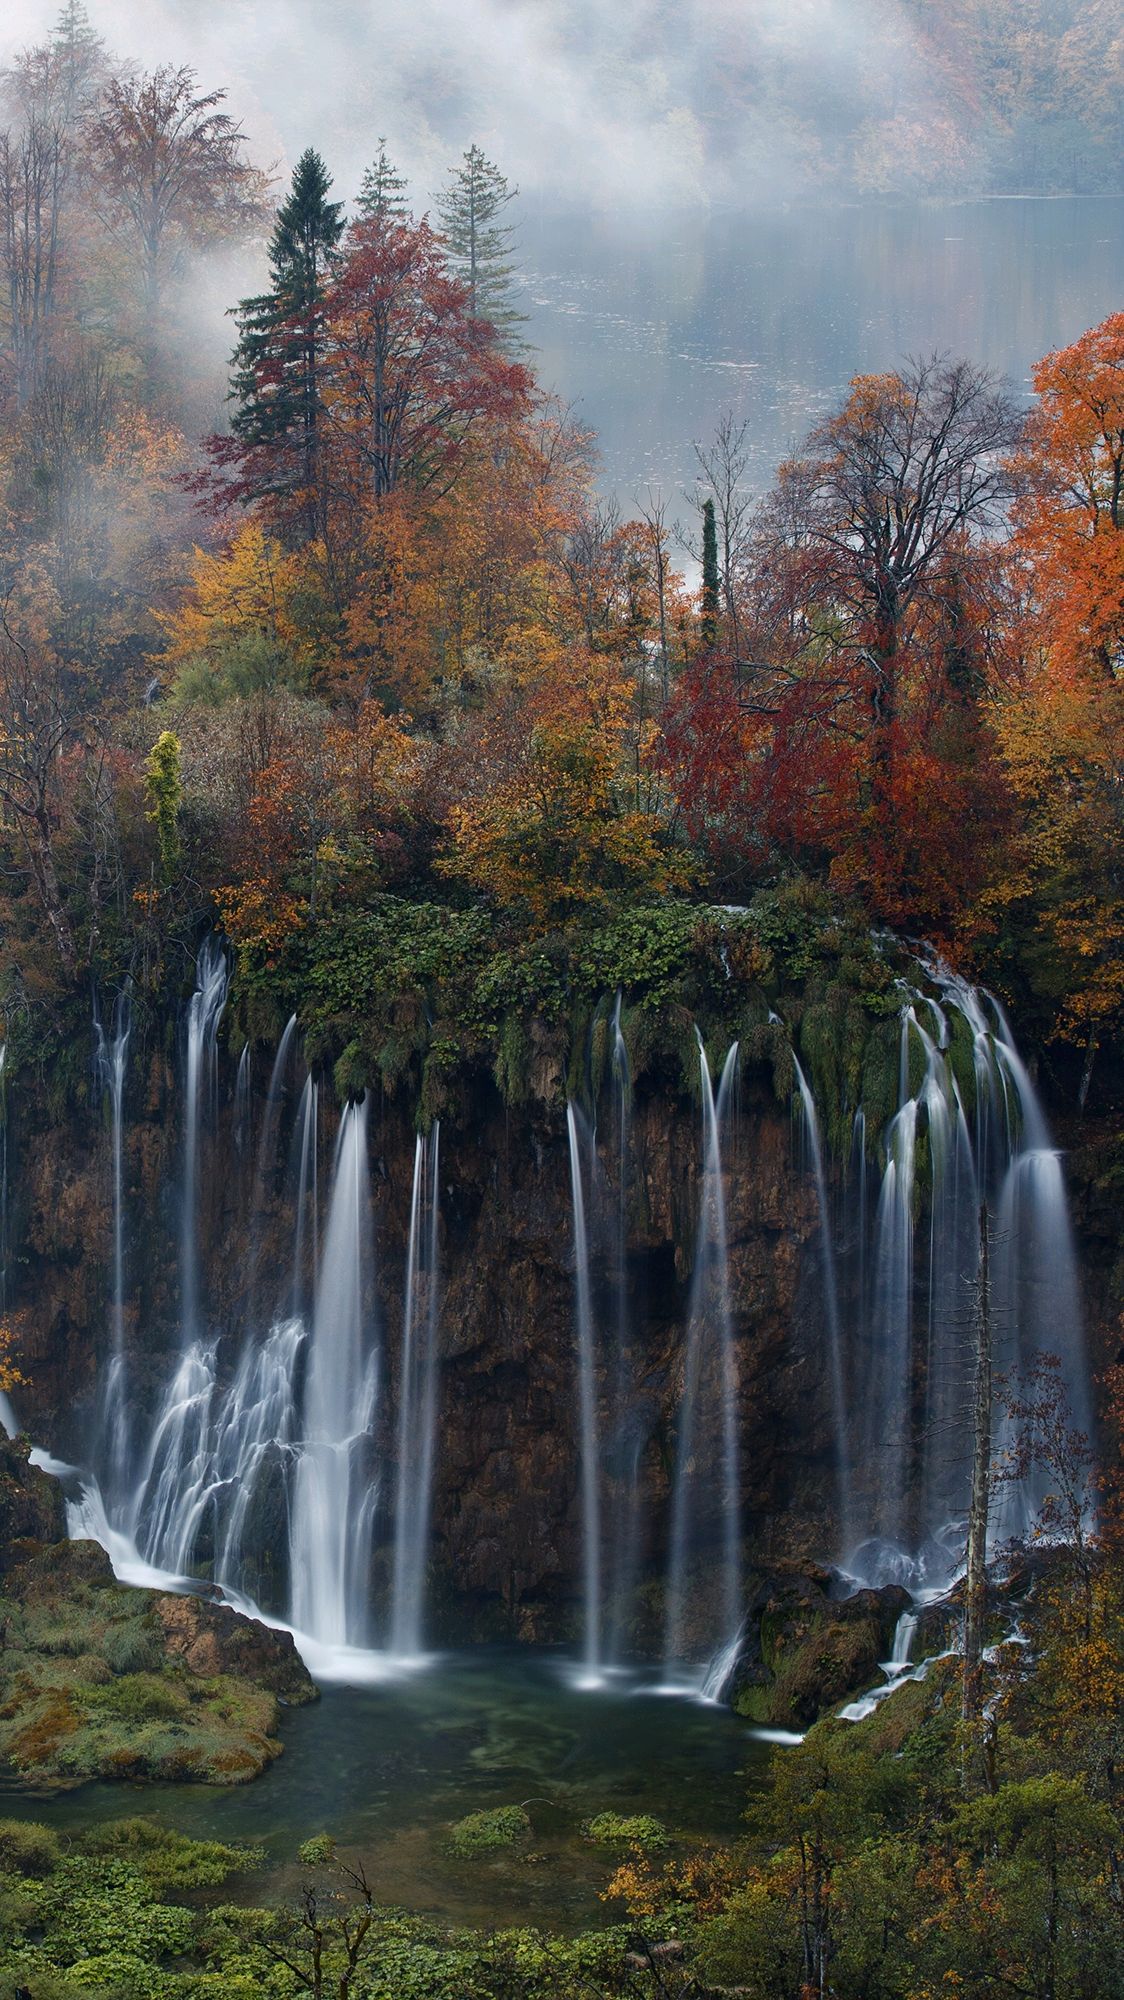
[322,208,532,506]
[441,658,686,925]
[228,149,344,542]
[85,65,269,325]
[1013,309,1124,679]
[802,355,1019,804]
[436,143,526,349]
[700,496,719,652]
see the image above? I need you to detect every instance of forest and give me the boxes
[1,5,1124,1998]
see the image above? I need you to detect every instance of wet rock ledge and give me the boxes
[0,1435,316,1791]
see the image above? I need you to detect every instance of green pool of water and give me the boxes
[0,1650,769,1929]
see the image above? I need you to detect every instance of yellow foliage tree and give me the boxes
[441,659,688,925]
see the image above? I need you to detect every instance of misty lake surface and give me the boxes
[522,196,1123,520]
[0,1651,766,1929]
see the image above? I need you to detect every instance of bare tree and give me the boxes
[0,120,67,402]
[11,347,118,659]
[0,605,79,975]
[802,354,1020,792]
[261,1852,378,2000]
[693,409,755,664]
[85,65,269,321]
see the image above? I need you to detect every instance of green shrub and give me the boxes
[582,1811,669,1852]
[297,1834,336,1866]
[0,1819,61,1877]
[446,1805,531,1857]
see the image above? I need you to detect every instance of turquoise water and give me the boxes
[0,1650,768,1929]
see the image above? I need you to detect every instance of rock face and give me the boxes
[7,1061,837,1647]
[0,1434,67,1570]
[4,1047,1116,1651]
[153,1591,315,1703]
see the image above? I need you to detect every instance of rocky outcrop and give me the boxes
[728,1567,911,1727]
[0,1434,67,1571]
[0,1529,315,1790]
[153,1591,315,1703]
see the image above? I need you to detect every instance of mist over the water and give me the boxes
[0,1,930,206]
[5,1,1122,210]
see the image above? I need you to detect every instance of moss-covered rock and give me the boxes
[0,1434,67,1573]
[0,1539,316,1789]
[729,1568,911,1728]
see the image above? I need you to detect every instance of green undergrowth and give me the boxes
[222,879,972,1167]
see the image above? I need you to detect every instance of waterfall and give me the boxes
[792,1052,852,1548]
[290,1074,319,1324]
[181,939,229,1350]
[389,1126,441,1660]
[244,1014,299,1328]
[846,966,1091,1588]
[567,1102,604,1683]
[664,1036,741,1684]
[605,996,644,1667]
[289,1099,378,1652]
[94,992,131,1494]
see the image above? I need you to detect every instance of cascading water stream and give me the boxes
[389,1126,441,1660]
[664,1035,741,1687]
[290,1074,319,1324]
[567,1101,604,1683]
[847,964,1091,1588]
[290,1098,377,1652]
[94,991,131,1494]
[792,1051,852,1548]
[605,996,644,1668]
[245,1015,298,1326]
[180,939,229,1352]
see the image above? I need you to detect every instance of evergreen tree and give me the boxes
[229,148,344,540]
[700,497,720,650]
[357,138,408,222]
[435,143,526,350]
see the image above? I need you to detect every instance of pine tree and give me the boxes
[435,143,526,350]
[357,138,408,222]
[700,497,720,651]
[229,148,344,540]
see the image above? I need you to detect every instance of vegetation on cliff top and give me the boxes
[0,11,1122,1138]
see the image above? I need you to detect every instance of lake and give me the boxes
[521,196,1124,530]
[0,1650,769,1930]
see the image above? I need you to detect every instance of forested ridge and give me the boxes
[2,5,1124,1998]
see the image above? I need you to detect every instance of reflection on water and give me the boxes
[522,196,1124,524]
[0,1650,766,1929]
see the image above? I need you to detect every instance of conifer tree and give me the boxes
[229,148,344,539]
[435,143,526,350]
[357,138,408,222]
[700,496,720,650]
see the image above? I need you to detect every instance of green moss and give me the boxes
[582,1812,669,1852]
[446,1805,531,1857]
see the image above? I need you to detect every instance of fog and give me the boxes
[2,0,934,210]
